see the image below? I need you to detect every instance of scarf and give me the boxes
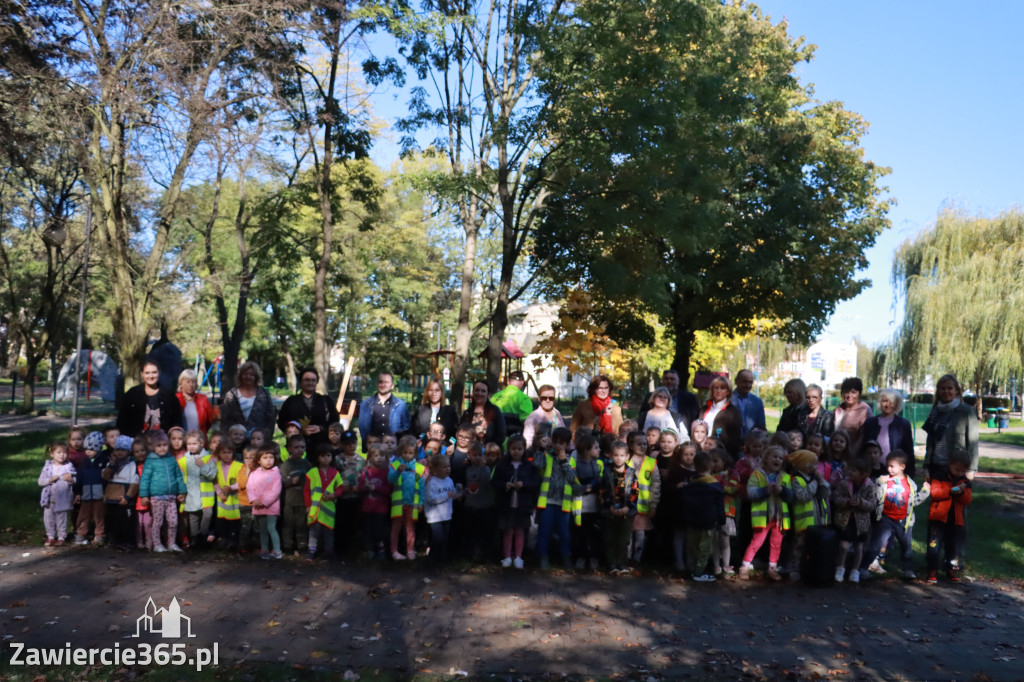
[591,394,613,433]
[703,398,729,431]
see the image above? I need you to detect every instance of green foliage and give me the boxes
[535,0,890,380]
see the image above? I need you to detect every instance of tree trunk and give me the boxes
[451,200,481,414]
[671,304,695,389]
[21,348,39,412]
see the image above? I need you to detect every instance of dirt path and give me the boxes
[2,546,1022,680]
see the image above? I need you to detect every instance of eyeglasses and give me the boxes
[540,395,555,401]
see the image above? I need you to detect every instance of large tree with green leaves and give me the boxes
[534,0,890,385]
[892,208,1024,409]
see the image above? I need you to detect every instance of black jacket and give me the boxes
[678,476,726,530]
[117,386,182,438]
[492,458,541,513]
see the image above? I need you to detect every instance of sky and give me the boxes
[368,2,1024,348]
[751,0,1024,346]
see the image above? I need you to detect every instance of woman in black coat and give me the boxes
[460,380,506,446]
[117,359,182,438]
[277,367,339,458]
[777,378,810,435]
[411,377,459,440]
[798,383,835,440]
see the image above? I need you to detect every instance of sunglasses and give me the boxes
[540,395,555,401]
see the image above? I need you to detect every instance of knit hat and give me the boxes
[83,431,105,452]
[787,449,817,473]
[114,435,135,451]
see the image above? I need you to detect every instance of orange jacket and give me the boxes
[927,476,972,526]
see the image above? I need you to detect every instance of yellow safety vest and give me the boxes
[215,460,244,520]
[632,456,658,515]
[569,459,604,526]
[789,474,825,532]
[749,470,791,530]
[177,453,216,513]
[389,460,427,520]
[537,453,575,514]
[307,467,343,529]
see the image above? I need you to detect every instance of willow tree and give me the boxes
[892,208,1024,408]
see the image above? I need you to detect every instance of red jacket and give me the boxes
[177,392,213,434]
[927,476,972,525]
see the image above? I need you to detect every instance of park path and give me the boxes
[2,545,1022,680]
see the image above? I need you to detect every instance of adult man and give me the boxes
[358,372,411,450]
[731,369,766,439]
[490,371,534,422]
[638,369,700,431]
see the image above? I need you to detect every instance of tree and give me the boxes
[534,0,890,386]
[395,0,567,408]
[892,208,1024,413]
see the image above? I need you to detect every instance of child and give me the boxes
[102,426,121,458]
[863,450,930,580]
[334,430,364,557]
[283,421,302,440]
[247,448,283,559]
[689,420,709,452]
[710,447,739,576]
[534,427,577,570]
[484,442,502,469]
[422,423,450,458]
[381,434,399,460]
[424,453,462,565]
[573,434,605,571]
[527,426,551,465]
[211,442,244,549]
[227,424,248,460]
[826,428,852,477]
[39,441,76,546]
[357,444,393,559]
[279,434,311,555]
[494,434,539,569]
[168,427,187,458]
[102,435,140,550]
[237,446,260,552]
[73,431,110,545]
[617,418,639,442]
[601,440,637,574]
[626,431,660,566]
[326,422,345,460]
[831,458,875,583]
[739,445,792,580]
[678,451,725,581]
[733,430,769,557]
[305,444,342,559]
[249,429,267,451]
[788,430,805,453]
[805,433,826,462]
[177,430,216,548]
[206,430,223,459]
[861,440,884,479]
[655,428,678,476]
[138,429,187,553]
[666,441,698,572]
[464,441,497,562]
[67,426,87,469]
[133,438,152,550]
[451,425,474,468]
[770,430,793,454]
[645,426,662,455]
[785,449,831,581]
[925,449,972,583]
[388,435,426,560]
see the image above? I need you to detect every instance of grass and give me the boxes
[978,456,1024,475]
[979,431,1024,447]
[0,427,66,545]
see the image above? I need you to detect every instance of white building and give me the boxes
[774,340,858,390]
[504,302,590,399]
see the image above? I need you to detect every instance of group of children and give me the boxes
[38,417,973,585]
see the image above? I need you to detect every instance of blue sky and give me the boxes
[753,0,1024,346]
[368,2,1024,347]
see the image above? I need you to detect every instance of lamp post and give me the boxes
[70,203,92,425]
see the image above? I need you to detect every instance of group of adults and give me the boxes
[114,358,980,480]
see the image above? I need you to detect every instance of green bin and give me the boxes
[987,417,997,428]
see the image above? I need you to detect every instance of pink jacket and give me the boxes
[245,466,282,516]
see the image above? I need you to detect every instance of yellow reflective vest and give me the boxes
[537,452,576,514]
[570,459,603,526]
[749,469,791,530]
[389,459,427,520]
[307,467,343,529]
[215,460,244,520]
[632,456,659,515]
[789,473,828,532]
[177,452,216,513]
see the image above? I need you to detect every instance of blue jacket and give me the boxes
[139,453,187,498]
[732,391,766,439]
[358,395,411,443]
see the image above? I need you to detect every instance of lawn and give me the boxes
[979,431,1024,447]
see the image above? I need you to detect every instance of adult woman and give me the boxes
[700,376,742,457]
[641,387,688,441]
[411,377,459,440]
[776,378,809,435]
[523,384,566,445]
[863,388,916,477]
[116,359,183,438]
[798,383,835,439]
[220,361,278,441]
[460,380,506,445]
[923,374,979,480]
[277,367,339,454]
[833,377,873,456]
[176,369,213,434]
[569,375,623,438]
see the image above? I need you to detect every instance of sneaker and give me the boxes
[272,551,283,559]
[902,570,917,580]
[54,539,65,547]
[91,537,106,547]
[738,564,752,580]
[168,543,183,553]
[723,567,736,577]
[501,557,513,568]
[926,571,938,584]
[392,551,405,561]
[75,536,89,546]
[153,544,168,553]
[867,559,886,575]
[767,567,782,582]
[575,558,586,571]
[947,568,961,583]
[512,557,524,570]
[44,538,55,547]
[834,567,846,582]
[693,574,716,582]
[848,569,860,584]
[260,552,270,560]
[406,550,417,561]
